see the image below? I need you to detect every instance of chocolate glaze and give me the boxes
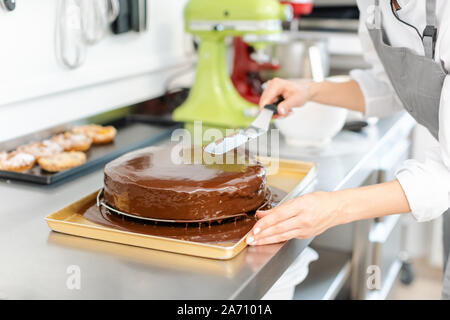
[103,146,267,221]
[83,187,287,244]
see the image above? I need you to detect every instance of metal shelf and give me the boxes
[294,247,351,300]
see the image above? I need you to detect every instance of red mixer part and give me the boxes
[231,1,314,104]
[280,0,314,17]
[231,38,279,104]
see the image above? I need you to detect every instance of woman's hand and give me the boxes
[259,78,314,117]
[246,181,411,246]
[246,191,342,246]
[260,78,367,115]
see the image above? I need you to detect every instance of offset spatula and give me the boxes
[204,102,280,155]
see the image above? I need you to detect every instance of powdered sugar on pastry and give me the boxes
[73,125,116,144]
[0,152,36,172]
[52,132,92,152]
[18,140,63,159]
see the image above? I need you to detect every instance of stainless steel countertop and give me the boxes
[0,112,415,300]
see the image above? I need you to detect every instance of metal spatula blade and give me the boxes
[204,104,278,155]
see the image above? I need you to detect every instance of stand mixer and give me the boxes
[172,0,292,128]
[231,0,314,104]
[231,37,280,105]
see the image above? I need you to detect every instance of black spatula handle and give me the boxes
[263,96,284,115]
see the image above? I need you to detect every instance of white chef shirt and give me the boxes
[350,0,450,222]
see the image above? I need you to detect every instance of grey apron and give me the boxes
[367,0,450,299]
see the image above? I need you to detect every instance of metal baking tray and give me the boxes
[0,113,182,185]
[45,158,317,260]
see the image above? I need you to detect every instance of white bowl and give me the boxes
[274,101,348,148]
[273,75,350,148]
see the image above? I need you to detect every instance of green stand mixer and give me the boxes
[172,0,291,129]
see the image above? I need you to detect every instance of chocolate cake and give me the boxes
[103,146,267,221]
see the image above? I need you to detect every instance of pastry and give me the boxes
[18,140,63,160]
[103,146,267,221]
[52,132,92,152]
[37,151,86,172]
[73,124,117,144]
[0,151,36,172]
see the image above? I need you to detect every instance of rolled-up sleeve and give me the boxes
[350,2,404,118]
[352,1,450,221]
[396,76,450,222]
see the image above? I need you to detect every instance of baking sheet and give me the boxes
[0,117,182,185]
[45,158,317,260]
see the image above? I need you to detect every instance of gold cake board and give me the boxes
[45,157,317,260]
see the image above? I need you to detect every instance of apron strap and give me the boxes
[423,0,438,59]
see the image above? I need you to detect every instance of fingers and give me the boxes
[247,229,301,246]
[256,198,296,219]
[259,78,286,111]
[253,202,298,233]
[246,192,337,246]
[260,78,308,117]
[255,208,271,218]
[246,198,310,246]
[277,98,299,117]
[251,215,300,242]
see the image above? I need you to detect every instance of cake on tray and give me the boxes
[103,145,267,221]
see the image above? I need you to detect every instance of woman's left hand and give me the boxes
[246,191,343,246]
[246,181,412,246]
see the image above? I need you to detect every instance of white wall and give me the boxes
[0,0,194,142]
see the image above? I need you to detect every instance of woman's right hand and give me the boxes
[259,78,315,117]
